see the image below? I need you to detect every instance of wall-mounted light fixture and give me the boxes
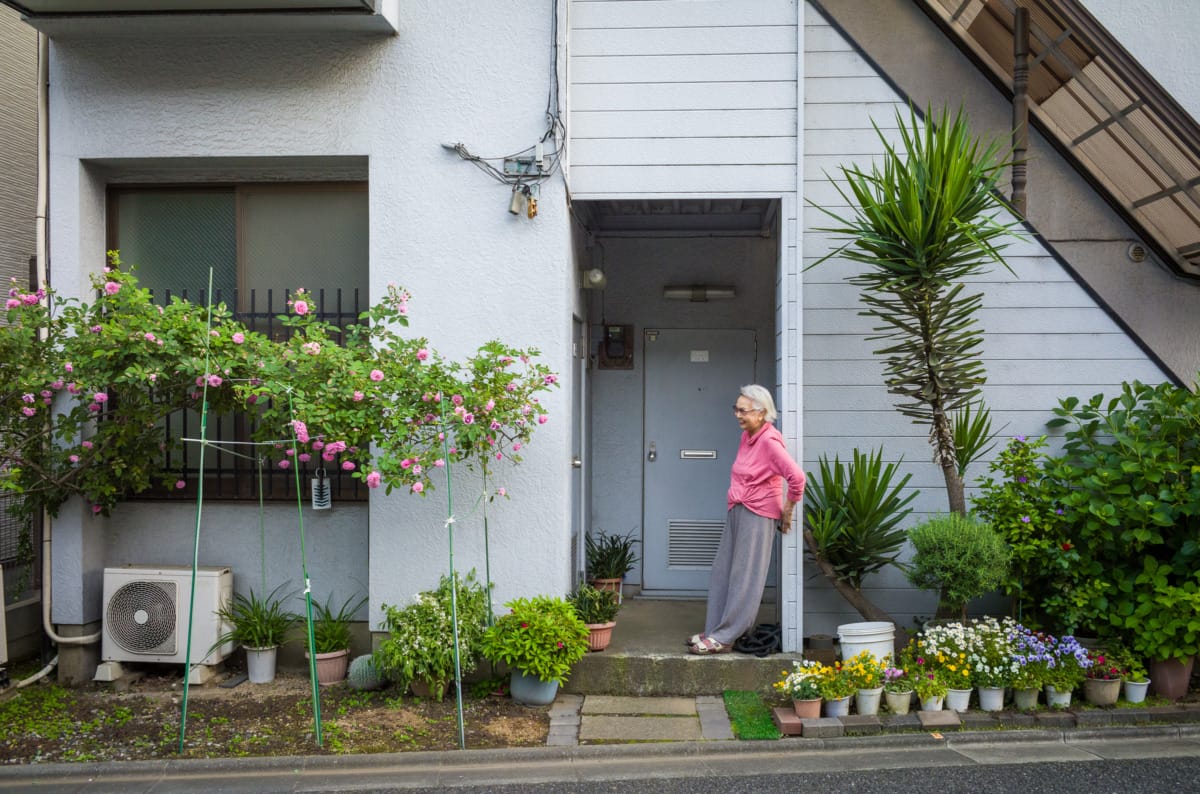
[582,268,607,289]
[662,285,736,302]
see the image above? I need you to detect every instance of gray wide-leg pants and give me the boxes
[704,504,774,646]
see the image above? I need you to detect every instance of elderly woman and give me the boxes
[689,384,806,655]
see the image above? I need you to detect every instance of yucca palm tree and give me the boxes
[812,105,1021,514]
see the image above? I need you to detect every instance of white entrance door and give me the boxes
[642,328,756,594]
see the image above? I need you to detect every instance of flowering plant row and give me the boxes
[0,255,558,518]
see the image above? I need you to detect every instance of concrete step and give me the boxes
[562,598,800,696]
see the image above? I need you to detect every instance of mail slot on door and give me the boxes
[679,450,717,460]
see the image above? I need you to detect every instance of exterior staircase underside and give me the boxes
[917,0,1200,281]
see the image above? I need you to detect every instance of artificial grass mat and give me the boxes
[723,690,781,740]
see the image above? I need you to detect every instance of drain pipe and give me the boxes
[19,34,99,695]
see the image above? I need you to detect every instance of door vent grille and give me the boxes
[668,520,724,568]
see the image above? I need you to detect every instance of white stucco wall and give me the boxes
[1084,0,1200,119]
[44,1,574,626]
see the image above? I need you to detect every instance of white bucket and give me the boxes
[837,621,895,664]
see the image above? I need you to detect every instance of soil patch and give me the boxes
[0,665,549,764]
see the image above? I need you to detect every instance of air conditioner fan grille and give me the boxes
[106,580,177,654]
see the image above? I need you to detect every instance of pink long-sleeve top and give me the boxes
[727,423,806,519]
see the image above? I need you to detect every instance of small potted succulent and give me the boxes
[480,595,590,705]
[569,584,621,652]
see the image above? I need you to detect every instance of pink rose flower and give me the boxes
[64,363,73,373]
[68,454,79,463]
[302,342,320,356]
[369,369,384,382]
[92,504,102,514]
[538,414,548,424]
[21,393,33,403]
[342,461,356,471]
[278,460,291,469]
[312,440,324,451]
[104,281,120,295]
[366,471,381,489]
[433,459,445,468]
[451,394,463,406]
[353,390,364,402]
[292,420,309,443]
[411,482,424,494]
[299,453,311,463]
[207,375,222,387]
[484,399,495,412]
[412,465,422,475]
[463,413,475,424]
[175,480,186,489]
[401,459,412,469]
[232,332,245,344]
[87,403,101,412]
[144,332,156,342]
[497,487,507,497]
[293,299,309,316]
[81,440,93,449]
[4,298,18,310]
[512,442,521,451]
[417,348,429,361]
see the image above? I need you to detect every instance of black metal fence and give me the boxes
[0,491,39,594]
[140,287,367,503]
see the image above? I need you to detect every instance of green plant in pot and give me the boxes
[585,530,640,597]
[374,571,490,700]
[904,513,1010,620]
[570,584,621,652]
[212,582,301,684]
[305,592,367,686]
[480,595,590,705]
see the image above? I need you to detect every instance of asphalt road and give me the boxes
[2,730,1197,793]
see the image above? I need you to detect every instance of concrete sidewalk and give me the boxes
[549,694,735,745]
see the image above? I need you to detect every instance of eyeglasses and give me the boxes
[732,404,761,416]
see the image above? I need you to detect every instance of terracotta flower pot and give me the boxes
[792,698,821,718]
[1083,677,1121,706]
[1149,656,1195,701]
[586,621,616,652]
[305,649,350,686]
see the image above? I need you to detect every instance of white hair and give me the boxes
[739,384,777,423]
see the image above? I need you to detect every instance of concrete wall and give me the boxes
[43,1,575,637]
[0,9,36,288]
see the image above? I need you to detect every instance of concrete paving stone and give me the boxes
[1150,707,1196,723]
[880,712,923,731]
[772,707,804,736]
[579,714,702,742]
[959,712,998,730]
[1034,711,1075,728]
[995,712,1037,728]
[545,734,577,747]
[953,740,1100,766]
[916,710,961,729]
[801,717,844,738]
[1073,710,1114,727]
[548,694,582,715]
[696,701,735,740]
[838,715,882,735]
[581,696,696,716]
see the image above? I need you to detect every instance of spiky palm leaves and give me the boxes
[813,105,1021,513]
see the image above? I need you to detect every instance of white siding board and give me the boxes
[571,108,797,139]
[570,26,796,57]
[807,332,1151,361]
[805,358,1161,385]
[572,53,797,84]
[805,306,1124,335]
[804,102,906,129]
[569,164,796,194]
[803,49,879,78]
[572,81,797,112]
[572,0,800,29]
[571,137,798,167]
[804,281,1104,309]
[806,77,908,104]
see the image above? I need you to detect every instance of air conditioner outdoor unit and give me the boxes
[101,565,234,667]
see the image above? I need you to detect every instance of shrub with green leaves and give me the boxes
[905,513,1010,619]
[803,447,917,590]
[1040,380,1200,660]
[373,571,490,699]
[480,595,590,686]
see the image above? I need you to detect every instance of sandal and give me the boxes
[689,637,728,655]
[686,633,705,647]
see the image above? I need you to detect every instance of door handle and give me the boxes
[571,456,582,469]
[647,442,657,462]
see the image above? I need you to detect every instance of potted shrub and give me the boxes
[585,530,640,601]
[913,669,949,711]
[904,513,1011,620]
[480,595,590,705]
[213,582,301,684]
[374,571,490,700]
[569,584,621,652]
[305,592,367,686]
[1041,634,1091,707]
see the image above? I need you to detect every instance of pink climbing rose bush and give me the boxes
[0,252,556,518]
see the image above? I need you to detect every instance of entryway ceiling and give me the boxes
[574,198,778,236]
